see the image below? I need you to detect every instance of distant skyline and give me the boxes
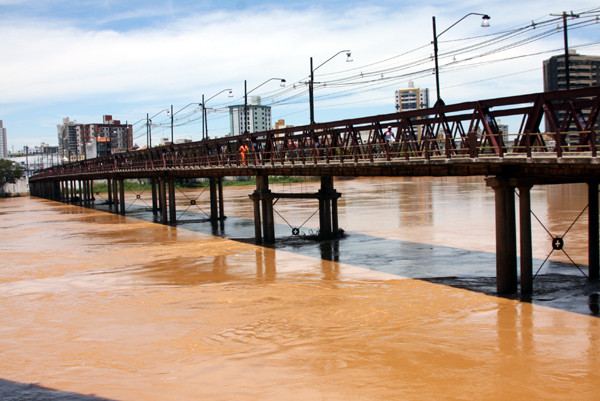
[1,0,599,151]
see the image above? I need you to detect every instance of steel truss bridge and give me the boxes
[30,86,600,295]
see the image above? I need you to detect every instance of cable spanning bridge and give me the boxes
[30,87,600,295]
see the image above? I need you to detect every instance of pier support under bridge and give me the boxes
[487,178,599,295]
[250,175,341,243]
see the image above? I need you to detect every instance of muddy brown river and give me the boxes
[0,177,598,400]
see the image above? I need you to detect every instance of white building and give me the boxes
[395,81,430,112]
[229,96,272,136]
[0,120,7,158]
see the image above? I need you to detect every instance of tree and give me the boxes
[0,159,25,196]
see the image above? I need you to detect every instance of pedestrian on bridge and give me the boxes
[239,143,249,165]
[384,126,394,143]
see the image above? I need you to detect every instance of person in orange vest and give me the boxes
[239,143,249,165]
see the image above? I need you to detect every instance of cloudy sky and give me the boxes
[1,0,599,151]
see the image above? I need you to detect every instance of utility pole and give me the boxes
[551,11,580,90]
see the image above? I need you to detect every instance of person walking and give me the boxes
[384,126,394,143]
[239,143,249,165]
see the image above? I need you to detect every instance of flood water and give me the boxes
[1,176,599,400]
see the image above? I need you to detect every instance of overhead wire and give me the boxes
[136,7,600,133]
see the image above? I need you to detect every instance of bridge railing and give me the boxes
[31,87,600,179]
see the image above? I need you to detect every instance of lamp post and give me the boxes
[243,78,286,134]
[201,88,233,140]
[147,108,169,148]
[432,13,490,106]
[170,102,204,144]
[309,50,352,125]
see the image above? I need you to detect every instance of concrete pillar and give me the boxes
[119,179,125,215]
[168,179,176,224]
[209,177,218,221]
[518,184,533,295]
[493,182,518,294]
[78,180,83,204]
[589,181,599,281]
[253,195,262,242]
[82,180,88,204]
[159,178,168,224]
[112,178,119,213]
[319,176,333,237]
[258,175,275,243]
[107,178,113,205]
[332,197,339,233]
[218,177,225,220]
[151,178,158,215]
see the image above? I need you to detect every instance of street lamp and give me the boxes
[170,102,204,144]
[309,50,352,125]
[243,78,286,134]
[147,108,169,148]
[201,88,233,140]
[432,13,490,106]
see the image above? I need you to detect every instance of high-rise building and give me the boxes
[543,51,600,91]
[229,96,272,136]
[395,81,430,112]
[394,82,430,138]
[57,117,80,162]
[543,51,600,135]
[0,121,7,158]
[58,115,132,162]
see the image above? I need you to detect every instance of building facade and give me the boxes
[543,51,600,135]
[0,120,7,158]
[58,115,132,162]
[543,51,600,91]
[394,82,430,138]
[395,82,430,112]
[229,97,272,136]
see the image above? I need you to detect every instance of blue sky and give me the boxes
[1,0,599,152]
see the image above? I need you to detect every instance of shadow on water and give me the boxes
[0,379,116,401]
[92,201,600,316]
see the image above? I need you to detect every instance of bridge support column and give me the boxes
[261,176,275,243]
[83,180,89,205]
[318,176,341,239]
[119,179,126,215]
[168,179,176,224]
[218,178,225,220]
[518,183,533,295]
[250,174,275,243]
[589,181,599,281]
[151,178,158,215]
[159,178,168,224]
[106,179,113,206]
[78,180,83,204]
[112,178,119,213]
[253,194,262,242]
[209,177,218,221]
[490,179,518,294]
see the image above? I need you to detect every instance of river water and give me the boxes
[1,176,599,400]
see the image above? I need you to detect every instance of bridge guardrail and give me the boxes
[31,87,600,179]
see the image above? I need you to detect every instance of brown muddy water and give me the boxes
[1,176,599,400]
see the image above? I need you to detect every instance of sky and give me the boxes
[1,0,599,152]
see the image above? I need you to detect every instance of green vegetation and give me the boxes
[92,176,316,193]
[0,159,25,197]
